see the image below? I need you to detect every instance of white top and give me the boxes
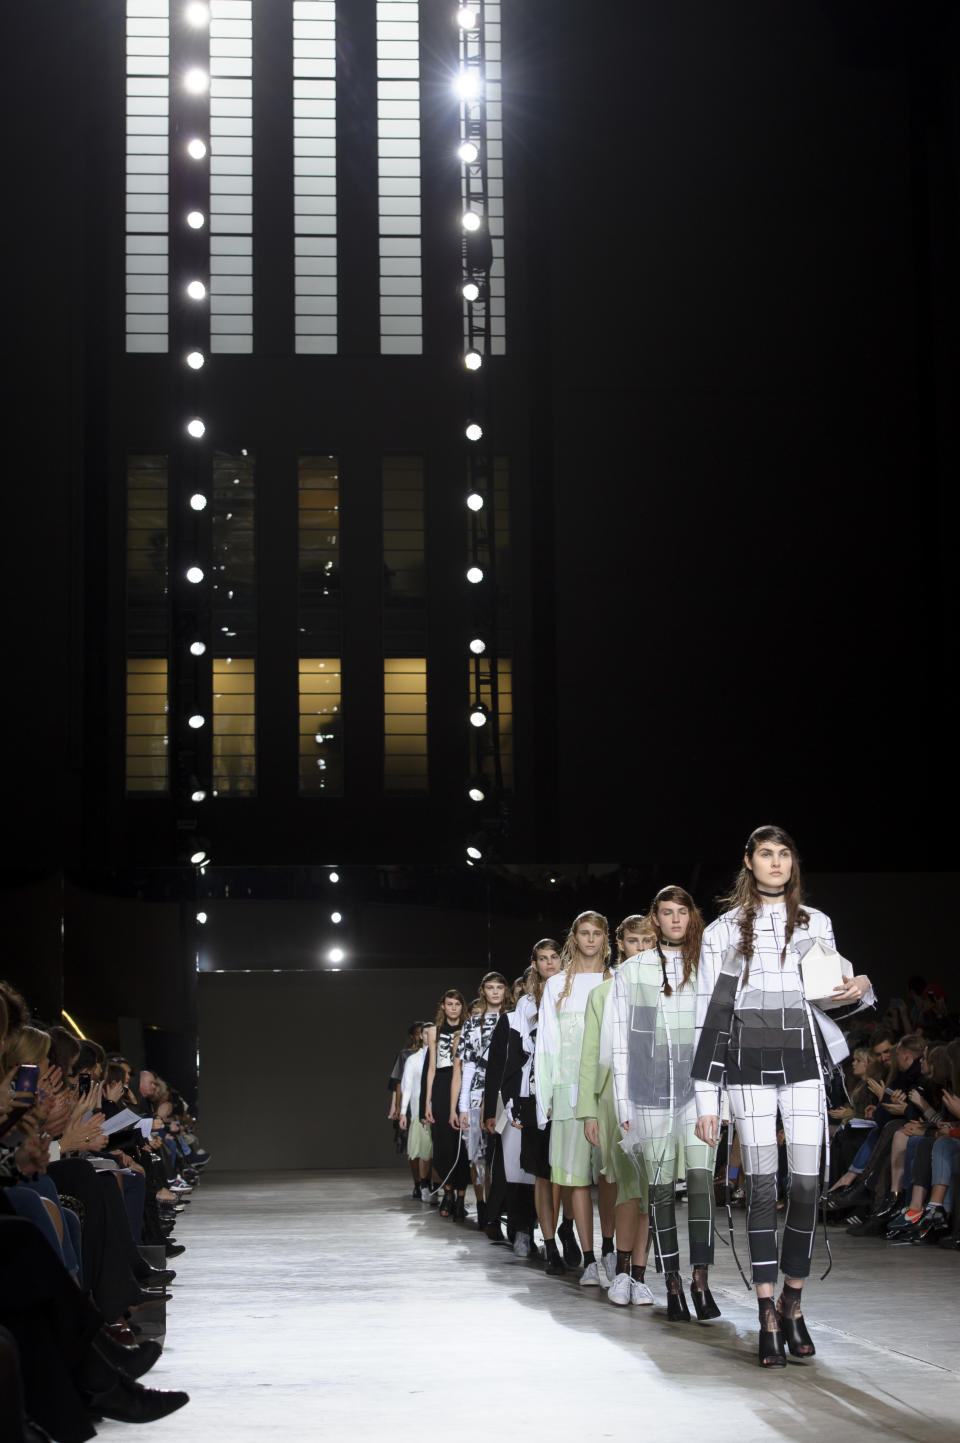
[399,1048,427,1117]
[534,969,606,1127]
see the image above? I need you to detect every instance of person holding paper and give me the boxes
[691,824,874,1368]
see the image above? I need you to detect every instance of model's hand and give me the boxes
[583,1119,600,1147]
[458,1112,470,1132]
[425,1105,435,1125]
[483,1117,497,1135]
[695,1115,720,1147]
[831,974,871,1003]
[398,1115,407,1132]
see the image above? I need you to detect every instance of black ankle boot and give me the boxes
[665,1272,691,1322]
[777,1285,815,1358]
[690,1268,721,1321]
[452,1197,467,1221]
[758,1297,786,1367]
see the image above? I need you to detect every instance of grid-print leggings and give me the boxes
[626,1104,715,1273]
[727,1079,824,1284]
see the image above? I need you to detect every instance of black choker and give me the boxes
[756,886,785,898]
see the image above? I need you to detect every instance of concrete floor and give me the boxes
[101,1171,960,1442]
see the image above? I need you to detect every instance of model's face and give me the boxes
[575,923,605,958]
[411,1027,423,1048]
[873,1041,892,1069]
[483,980,506,1008]
[747,842,793,890]
[622,930,655,957]
[656,902,688,944]
[443,998,462,1024]
[535,948,561,979]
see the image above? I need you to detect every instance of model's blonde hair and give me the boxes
[615,913,657,959]
[557,911,610,1008]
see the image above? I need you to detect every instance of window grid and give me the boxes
[126,0,169,353]
[384,658,427,792]
[294,1,337,354]
[298,455,341,655]
[484,2,505,353]
[377,1,422,354]
[126,659,169,792]
[209,0,253,352]
[212,657,255,794]
[470,657,512,792]
[299,659,343,794]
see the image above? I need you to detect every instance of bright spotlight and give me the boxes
[457,7,477,28]
[458,141,479,164]
[187,418,206,438]
[191,788,207,801]
[188,714,205,729]
[466,492,483,511]
[467,566,483,584]
[186,350,205,369]
[190,847,208,865]
[189,640,207,656]
[469,637,486,654]
[187,138,207,160]
[190,493,208,511]
[462,211,481,232]
[186,566,204,583]
[184,67,209,94]
[453,70,481,101]
[329,870,340,884]
[196,911,208,924]
[328,948,345,964]
[186,210,205,229]
[469,707,487,728]
[187,280,206,300]
[331,911,342,924]
[185,3,210,25]
[465,423,483,441]
[462,282,480,302]
[467,845,482,860]
[464,351,482,371]
[469,786,485,802]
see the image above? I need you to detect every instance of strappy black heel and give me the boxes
[758,1296,786,1367]
[665,1271,691,1322]
[777,1286,815,1357]
[690,1266,721,1321]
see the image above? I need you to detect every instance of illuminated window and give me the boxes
[212,658,255,794]
[212,451,255,652]
[298,455,340,653]
[469,657,512,792]
[377,1,422,354]
[383,454,425,653]
[484,1,505,353]
[384,658,427,792]
[294,1,337,353]
[299,659,342,794]
[126,659,170,792]
[209,0,253,352]
[126,0,170,353]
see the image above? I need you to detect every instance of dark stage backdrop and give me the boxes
[197,968,483,1172]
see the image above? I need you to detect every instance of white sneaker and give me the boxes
[607,1272,632,1305]
[419,1184,432,1202]
[602,1251,617,1284]
[513,1231,531,1258]
[630,1278,655,1306]
[580,1260,610,1289]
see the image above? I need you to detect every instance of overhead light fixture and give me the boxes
[187,280,206,301]
[190,492,208,510]
[469,638,485,654]
[185,3,211,25]
[329,870,340,884]
[468,784,485,802]
[462,282,480,302]
[469,705,487,728]
[330,911,342,924]
[196,911,208,924]
[188,714,205,729]
[464,351,482,371]
[453,70,481,102]
[186,210,206,230]
[466,492,483,511]
[456,7,477,29]
[186,566,204,583]
[465,422,483,441]
[189,846,209,865]
[466,844,482,860]
[184,67,209,94]
[466,566,483,584]
[328,947,345,964]
[462,211,481,232]
[187,418,206,438]
[458,141,479,165]
[187,138,207,160]
[191,788,207,802]
[189,640,207,656]
[186,350,205,369]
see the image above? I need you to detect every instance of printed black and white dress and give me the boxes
[428,1022,470,1191]
[456,1010,501,1175]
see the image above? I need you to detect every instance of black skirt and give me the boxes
[519,1096,551,1181]
[430,1068,470,1189]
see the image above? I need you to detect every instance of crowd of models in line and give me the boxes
[391,824,876,1367]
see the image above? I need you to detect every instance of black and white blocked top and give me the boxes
[435,1022,458,1070]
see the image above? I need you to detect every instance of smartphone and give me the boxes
[76,1071,92,1099]
[13,1064,39,1097]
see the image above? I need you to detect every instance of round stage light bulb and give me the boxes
[329,870,340,884]
[330,911,342,924]
[187,418,206,438]
[186,210,205,230]
[187,138,207,160]
[464,351,482,371]
[469,708,487,728]
[191,788,207,801]
[184,67,209,94]
[462,211,481,232]
[469,638,485,654]
[189,492,208,510]
[467,566,483,584]
[466,492,483,511]
[462,282,480,302]
[188,714,205,729]
[187,280,206,300]
[469,786,485,802]
[328,948,345,964]
[189,640,206,656]
[465,423,483,441]
[186,350,205,369]
[467,845,482,860]
[454,71,481,101]
[458,141,479,165]
[196,911,208,924]
[190,847,208,865]
[457,7,477,28]
[186,566,204,583]
[185,3,210,25]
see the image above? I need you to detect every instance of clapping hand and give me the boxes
[942,1091,960,1120]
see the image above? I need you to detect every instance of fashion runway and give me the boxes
[107,1171,960,1442]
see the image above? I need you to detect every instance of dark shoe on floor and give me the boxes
[937,1234,960,1250]
[86,1372,189,1424]
[846,1214,887,1237]
[558,1221,581,1268]
[544,1254,566,1277]
[165,1242,186,1258]
[97,1331,163,1380]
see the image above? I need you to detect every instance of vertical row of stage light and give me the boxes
[456,4,501,869]
[171,2,214,871]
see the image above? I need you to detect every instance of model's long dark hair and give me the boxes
[433,989,467,1028]
[650,887,703,995]
[718,824,810,977]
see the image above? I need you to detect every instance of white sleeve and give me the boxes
[694,923,724,1118]
[399,1053,418,1115]
[534,980,559,1128]
[458,1061,476,1114]
[610,963,632,1127]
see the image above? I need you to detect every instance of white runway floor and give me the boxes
[100,1170,960,1443]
